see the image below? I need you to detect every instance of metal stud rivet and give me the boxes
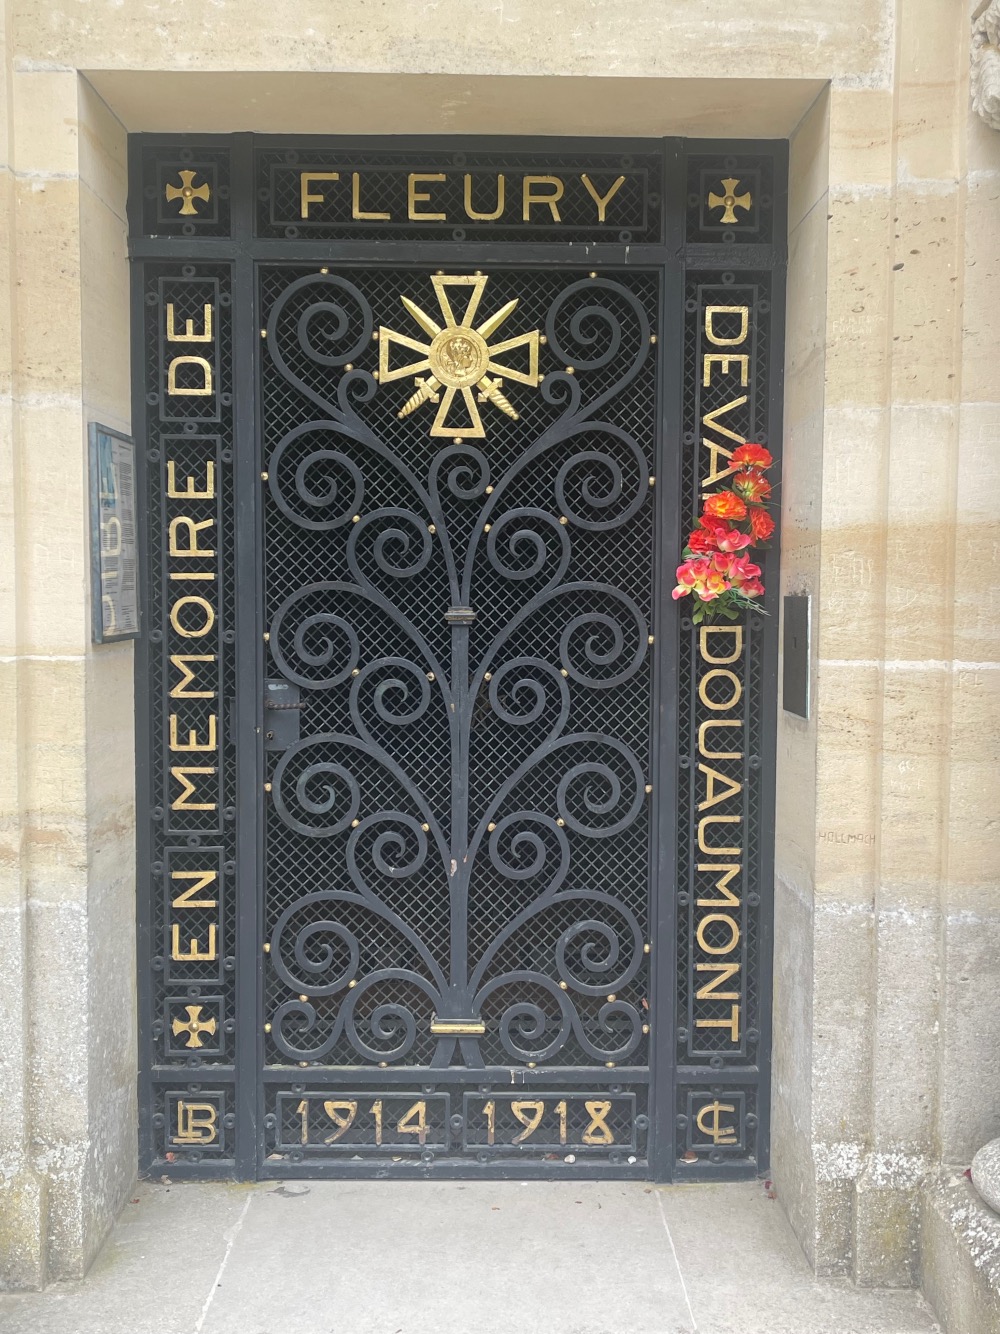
[607,994,617,1003]
[260,329,267,339]
[426,672,435,682]
[372,331,380,340]
[372,371,380,381]
[261,471,269,481]
[565,366,575,375]
[560,669,569,678]
[263,632,270,641]
[644,943,651,954]
[352,514,360,523]
[649,476,656,487]
[299,994,308,1003]
[540,335,548,345]
[264,1022,272,1032]
[421,822,430,832]
[606,1061,615,1069]
[650,334,658,344]
[487,822,497,832]
[263,943,271,954]
[527,1061,536,1069]
[559,981,568,990]
[264,782,272,792]
[345,363,354,372]
[648,635,655,645]
[484,671,492,681]
[320,267,329,274]
[645,784,653,795]
[351,668,360,677]
[589,271,597,279]
[348,979,357,988]
[556,817,565,827]
[379,1061,388,1068]
[351,818,360,828]
[559,516,568,525]
[428,524,436,534]
[642,1024,650,1035]
[485,485,494,494]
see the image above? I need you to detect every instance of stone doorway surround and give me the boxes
[1,3,999,1326]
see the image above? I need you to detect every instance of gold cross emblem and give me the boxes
[171,1003,218,1048]
[164,169,212,217]
[378,274,541,441]
[707,177,752,225]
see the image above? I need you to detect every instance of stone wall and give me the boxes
[0,0,997,1302]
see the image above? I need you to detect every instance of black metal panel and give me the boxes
[129,134,785,1182]
[782,594,811,719]
[256,261,658,1170]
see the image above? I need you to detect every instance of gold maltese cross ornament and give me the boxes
[378,273,541,440]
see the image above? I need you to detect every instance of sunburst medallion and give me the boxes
[378,274,541,440]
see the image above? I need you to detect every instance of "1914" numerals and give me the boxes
[294,1097,431,1146]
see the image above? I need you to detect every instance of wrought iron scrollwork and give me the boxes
[263,268,654,1070]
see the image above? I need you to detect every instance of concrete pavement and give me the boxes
[0,1180,941,1334]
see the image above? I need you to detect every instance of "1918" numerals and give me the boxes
[480,1098,614,1146]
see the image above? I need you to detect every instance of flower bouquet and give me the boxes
[672,444,775,624]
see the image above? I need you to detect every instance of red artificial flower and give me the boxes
[703,490,747,521]
[748,507,776,542]
[687,527,718,554]
[731,443,773,470]
[732,470,772,504]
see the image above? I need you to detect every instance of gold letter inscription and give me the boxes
[167,356,213,396]
[580,173,626,223]
[170,924,218,961]
[407,173,446,221]
[169,714,218,753]
[166,303,213,342]
[300,172,340,219]
[167,461,216,500]
[464,173,505,221]
[169,596,215,638]
[170,765,218,811]
[171,869,219,909]
[169,516,215,558]
[704,305,749,347]
[352,172,389,221]
[170,654,217,697]
[522,176,564,222]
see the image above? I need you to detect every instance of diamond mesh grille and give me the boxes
[259,264,658,1097]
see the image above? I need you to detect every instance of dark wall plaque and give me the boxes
[782,594,810,719]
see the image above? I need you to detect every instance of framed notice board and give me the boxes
[89,422,139,643]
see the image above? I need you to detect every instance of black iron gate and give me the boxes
[130,135,785,1180]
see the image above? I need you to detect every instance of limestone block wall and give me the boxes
[774,1,1000,1289]
[0,16,134,1284]
[0,0,997,1297]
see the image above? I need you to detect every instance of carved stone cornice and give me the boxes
[972,0,1000,130]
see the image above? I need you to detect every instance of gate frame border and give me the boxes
[129,131,786,1184]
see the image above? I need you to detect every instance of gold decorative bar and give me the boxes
[429,1017,486,1036]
